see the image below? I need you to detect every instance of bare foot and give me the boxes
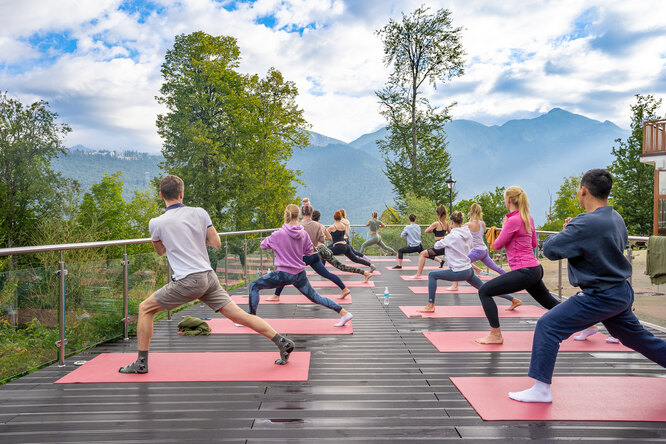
[364,271,373,283]
[411,274,422,279]
[447,284,459,291]
[505,297,522,311]
[339,288,351,299]
[475,333,504,344]
[266,295,280,301]
[417,304,436,313]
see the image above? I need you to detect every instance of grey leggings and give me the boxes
[360,233,397,255]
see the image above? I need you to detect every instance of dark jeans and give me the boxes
[529,281,666,384]
[478,265,559,328]
[398,244,423,259]
[248,270,342,315]
[330,243,371,266]
[274,253,345,296]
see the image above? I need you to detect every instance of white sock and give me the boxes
[606,336,620,343]
[573,327,598,341]
[234,323,244,327]
[508,380,552,403]
[334,312,353,327]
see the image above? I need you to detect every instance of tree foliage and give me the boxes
[375,6,465,204]
[539,175,583,231]
[456,186,506,228]
[156,31,309,231]
[608,94,662,236]
[0,93,72,248]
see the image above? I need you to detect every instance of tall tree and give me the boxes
[375,6,465,203]
[0,93,71,248]
[608,94,662,236]
[156,32,309,230]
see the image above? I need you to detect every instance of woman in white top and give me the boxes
[419,211,513,313]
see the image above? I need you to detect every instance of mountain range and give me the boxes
[52,108,628,226]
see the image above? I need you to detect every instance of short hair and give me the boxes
[312,210,321,222]
[371,211,378,218]
[450,211,464,225]
[408,214,416,222]
[301,204,313,217]
[581,169,613,199]
[160,175,184,200]
[333,211,342,221]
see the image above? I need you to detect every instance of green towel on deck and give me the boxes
[177,315,211,336]
[646,236,666,285]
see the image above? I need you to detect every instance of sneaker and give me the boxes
[392,265,402,269]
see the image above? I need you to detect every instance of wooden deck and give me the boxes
[1,257,665,443]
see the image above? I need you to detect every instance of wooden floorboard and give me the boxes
[2,256,666,443]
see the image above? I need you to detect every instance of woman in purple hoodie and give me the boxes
[247,204,353,327]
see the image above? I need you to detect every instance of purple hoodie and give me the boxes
[261,223,313,275]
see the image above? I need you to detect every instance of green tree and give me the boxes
[608,94,662,236]
[539,175,583,231]
[375,6,465,204]
[0,93,72,248]
[455,186,506,227]
[156,32,309,231]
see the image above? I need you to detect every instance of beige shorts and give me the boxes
[153,270,231,312]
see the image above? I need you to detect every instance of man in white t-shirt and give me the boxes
[119,175,295,373]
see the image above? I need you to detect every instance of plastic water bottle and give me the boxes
[383,286,390,306]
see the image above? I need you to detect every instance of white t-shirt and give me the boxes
[149,204,214,280]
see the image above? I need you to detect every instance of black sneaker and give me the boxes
[392,265,402,269]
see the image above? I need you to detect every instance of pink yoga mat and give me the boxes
[399,305,546,318]
[408,286,527,294]
[424,331,632,352]
[231,294,352,304]
[208,318,353,334]
[450,376,666,422]
[355,258,410,262]
[309,280,374,288]
[385,265,440,271]
[54,352,310,384]
[400,274,492,281]
[307,270,381,276]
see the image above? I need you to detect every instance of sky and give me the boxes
[1,0,666,153]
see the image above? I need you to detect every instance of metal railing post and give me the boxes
[56,251,67,366]
[122,245,130,341]
[224,239,229,291]
[243,234,248,286]
[557,259,563,300]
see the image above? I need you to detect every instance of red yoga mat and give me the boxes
[231,294,352,305]
[423,331,633,352]
[408,286,527,294]
[54,352,310,384]
[399,305,546,319]
[309,280,374,288]
[450,376,666,422]
[307,270,381,276]
[400,274,492,281]
[208,318,353,334]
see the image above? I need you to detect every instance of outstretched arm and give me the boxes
[206,226,221,250]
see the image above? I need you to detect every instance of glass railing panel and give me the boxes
[627,247,666,328]
[245,237,266,284]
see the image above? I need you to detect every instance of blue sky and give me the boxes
[1,0,665,152]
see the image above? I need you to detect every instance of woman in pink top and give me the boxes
[475,186,560,344]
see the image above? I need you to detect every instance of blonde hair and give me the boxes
[284,204,300,223]
[505,186,531,232]
[371,211,378,219]
[435,204,447,223]
[469,203,483,221]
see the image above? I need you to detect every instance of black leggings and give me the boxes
[398,244,423,259]
[330,243,371,266]
[477,265,560,328]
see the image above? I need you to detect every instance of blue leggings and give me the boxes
[428,268,514,304]
[274,253,345,296]
[529,281,666,384]
[248,270,342,315]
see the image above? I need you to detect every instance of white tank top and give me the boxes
[471,220,487,250]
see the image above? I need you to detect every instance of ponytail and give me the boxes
[284,204,300,223]
[505,186,531,233]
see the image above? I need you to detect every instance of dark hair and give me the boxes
[312,210,321,222]
[160,175,184,200]
[333,211,342,221]
[581,169,613,199]
[450,211,464,225]
[301,204,313,217]
[408,213,416,222]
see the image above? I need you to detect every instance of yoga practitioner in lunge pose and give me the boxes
[411,205,450,277]
[119,175,295,373]
[475,186,560,344]
[509,169,666,403]
[328,211,376,271]
[393,214,423,269]
[418,212,513,312]
[248,204,353,327]
[359,211,398,255]
[270,203,352,301]
[312,210,372,286]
